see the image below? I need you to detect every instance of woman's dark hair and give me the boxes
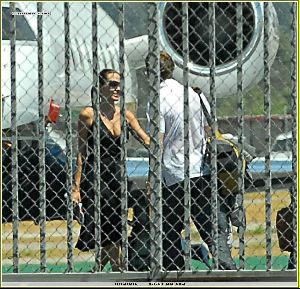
[98,69,119,87]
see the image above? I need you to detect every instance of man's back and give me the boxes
[159,78,209,186]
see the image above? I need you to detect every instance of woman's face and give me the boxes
[100,72,121,102]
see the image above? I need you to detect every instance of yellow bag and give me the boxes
[206,130,249,197]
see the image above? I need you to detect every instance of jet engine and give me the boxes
[158,2,279,97]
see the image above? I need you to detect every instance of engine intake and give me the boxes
[158,2,279,96]
[163,2,255,67]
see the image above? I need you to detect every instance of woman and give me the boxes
[72,69,150,271]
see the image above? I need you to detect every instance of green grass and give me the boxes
[248,225,266,235]
[2,261,111,273]
[192,256,289,270]
[3,256,289,273]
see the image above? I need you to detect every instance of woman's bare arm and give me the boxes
[72,107,94,203]
[126,110,150,145]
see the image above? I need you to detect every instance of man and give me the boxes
[156,51,236,270]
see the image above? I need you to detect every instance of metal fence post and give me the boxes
[64,2,74,272]
[118,2,129,272]
[91,2,101,272]
[264,2,272,271]
[10,1,19,274]
[37,2,47,273]
[290,2,297,270]
[208,2,218,270]
[182,2,191,271]
[237,2,245,270]
[148,2,162,279]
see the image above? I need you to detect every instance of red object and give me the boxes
[48,99,60,123]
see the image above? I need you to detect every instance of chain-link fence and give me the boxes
[2,1,297,282]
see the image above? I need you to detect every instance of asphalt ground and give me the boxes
[2,189,292,272]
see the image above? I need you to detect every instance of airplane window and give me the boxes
[272,139,292,152]
[2,7,36,41]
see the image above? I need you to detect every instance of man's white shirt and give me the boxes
[159,78,210,186]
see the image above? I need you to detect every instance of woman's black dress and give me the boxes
[75,118,122,251]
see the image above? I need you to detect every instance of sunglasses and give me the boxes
[106,80,120,90]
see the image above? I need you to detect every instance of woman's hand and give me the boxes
[71,185,84,225]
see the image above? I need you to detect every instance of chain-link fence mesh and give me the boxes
[2,1,297,280]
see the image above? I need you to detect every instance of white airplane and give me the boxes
[1,2,280,130]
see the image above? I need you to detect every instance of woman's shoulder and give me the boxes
[80,106,94,116]
[79,107,94,125]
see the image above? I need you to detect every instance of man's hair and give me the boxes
[98,69,119,87]
[145,51,175,80]
[160,51,175,80]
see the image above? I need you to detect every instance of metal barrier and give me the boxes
[2,1,297,282]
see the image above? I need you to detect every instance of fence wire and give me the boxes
[1,1,297,280]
